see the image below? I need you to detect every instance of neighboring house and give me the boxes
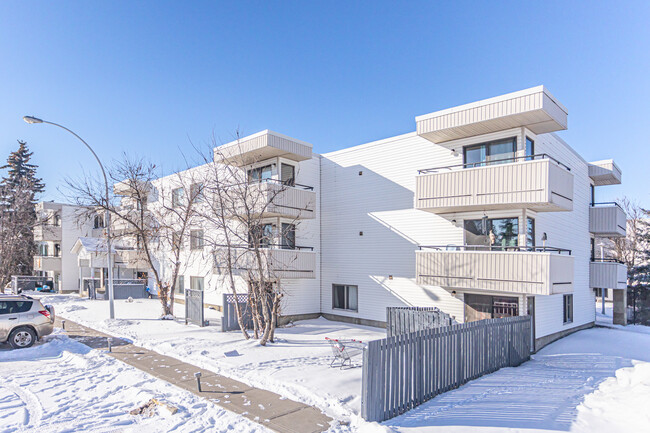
[33,201,94,292]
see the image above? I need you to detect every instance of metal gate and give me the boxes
[185,289,205,327]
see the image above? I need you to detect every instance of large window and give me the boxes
[464,217,519,248]
[463,137,517,168]
[247,164,275,184]
[190,276,204,291]
[38,243,49,256]
[172,187,185,208]
[54,244,61,257]
[190,230,204,250]
[280,223,296,250]
[563,294,573,324]
[249,223,275,248]
[332,284,358,311]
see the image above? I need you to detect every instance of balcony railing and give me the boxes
[590,259,627,290]
[418,153,571,174]
[33,225,62,241]
[33,255,62,272]
[415,155,574,214]
[231,180,316,219]
[589,202,627,237]
[416,245,574,295]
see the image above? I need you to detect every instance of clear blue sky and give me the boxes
[1,1,648,206]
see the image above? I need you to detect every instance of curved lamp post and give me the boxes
[23,116,115,319]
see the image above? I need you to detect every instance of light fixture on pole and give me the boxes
[23,116,116,320]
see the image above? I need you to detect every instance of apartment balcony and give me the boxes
[214,130,313,166]
[588,160,622,186]
[213,245,316,280]
[590,259,627,290]
[416,246,574,296]
[236,180,316,219]
[590,203,627,237]
[33,225,62,241]
[415,155,574,214]
[33,255,62,272]
[416,86,568,144]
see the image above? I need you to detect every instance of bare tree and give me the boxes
[601,197,649,271]
[200,133,312,345]
[65,156,201,317]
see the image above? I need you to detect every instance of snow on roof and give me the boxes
[71,237,132,254]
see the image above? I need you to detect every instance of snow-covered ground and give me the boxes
[15,293,650,433]
[0,330,270,433]
[36,294,385,422]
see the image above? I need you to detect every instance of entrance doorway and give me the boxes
[465,294,519,322]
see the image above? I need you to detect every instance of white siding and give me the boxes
[320,133,466,323]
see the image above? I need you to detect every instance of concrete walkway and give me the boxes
[55,318,333,433]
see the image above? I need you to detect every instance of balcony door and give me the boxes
[465,293,519,322]
[464,217,519,249]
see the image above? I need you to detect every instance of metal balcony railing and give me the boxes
[417,153,571,174]
[419,245,572,255]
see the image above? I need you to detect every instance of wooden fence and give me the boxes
[361,315,532,422]
[387,306,454,337]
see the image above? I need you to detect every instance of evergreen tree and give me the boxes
[0,140,45,287]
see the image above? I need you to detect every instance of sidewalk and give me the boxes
[55,317,333,433]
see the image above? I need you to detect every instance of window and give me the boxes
[137,196,148,211]
[281,163,295,187]
[176,275,185,295]
[53,214,61,226]
[190,183,204,203]
[563,294,573,324]
[280,223,296,250]
[247,164,276,184]
[463,137,517,168]
[590,184,595,206]
[93,215,104,229]
[525,137,535,160]
[190,230,204,250]
[0,301,33,314]
[173,231,183,250]
[526,218,535,247]
[54,244,61,257]
[172,187,185,208]
[249,223,275,248]
[190,276,204,291]
[38,243,49,257]
[464,217,519,248]
[332,284,358,311]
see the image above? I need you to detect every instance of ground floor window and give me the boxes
[190,276,204,291]
[332,284,358,311]
[563,294,573,323]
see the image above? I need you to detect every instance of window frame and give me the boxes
[525,136,535,160]
[463,137,517,168]
[176,275,185,295]
[332,284,358,312]
[563,294,573,324]
[190,276,204,291]
[190,183,204,203]
[190,229,204,250]
[172,187,185,208]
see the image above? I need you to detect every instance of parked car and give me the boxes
[0,295,55,349]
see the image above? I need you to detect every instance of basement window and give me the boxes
[332,284,358,312]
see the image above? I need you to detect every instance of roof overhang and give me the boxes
[214,130,313,166]
[416,86,568,144]
[588,159,622,186]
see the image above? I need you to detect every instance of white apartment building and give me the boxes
[33,201,97,292]
[64,86,627,350]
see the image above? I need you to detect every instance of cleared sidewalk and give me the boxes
[55,317,333,433]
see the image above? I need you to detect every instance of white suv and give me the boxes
[0,295,55,349]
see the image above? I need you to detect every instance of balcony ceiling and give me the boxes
[214,130,313,166]
[416,86,568,145]
[588,159,622,186]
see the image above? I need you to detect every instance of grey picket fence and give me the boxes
[387,306,454,337]
[361,315,532,422]
[222,293,254,332]
[185,289,205,327]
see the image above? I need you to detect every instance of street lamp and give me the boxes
[23,116,115,319]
